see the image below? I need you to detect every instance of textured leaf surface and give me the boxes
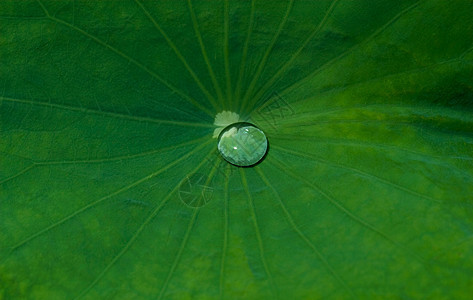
[1,0,473,299]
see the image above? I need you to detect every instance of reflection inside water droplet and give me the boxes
[217,122,268,167]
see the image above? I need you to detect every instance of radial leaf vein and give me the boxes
[250,0,340,111]
[278,56,471,108]
[0,165,36,185]
[234,0,255,107]
[34,1,214,117]
[219,165,231,300]
[0,137,210,187]
[255,167,355,298]
[272,136,473,172]
[240,0,295,113]
[223,0,232,104]
[157,206,199,300]
[313,56,470,98]
[287,119,473,141]
[269,156,426,264]
[5,140,213,254]
[279,0,422,98]
[34,136,210,166]
[239,169,277,298]
[0,96,213,127]
[273,145,442,204]
[280,102,473,123]
[158,155,221,299]
[133,0,220,111]
[459,43,473,59]
[187,0,225,107]
[74,148,216,300]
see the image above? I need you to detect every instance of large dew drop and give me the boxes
[217,122,268,167]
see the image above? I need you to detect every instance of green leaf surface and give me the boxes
[1,0,473,299]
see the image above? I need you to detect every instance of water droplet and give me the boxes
[217,122,268,167]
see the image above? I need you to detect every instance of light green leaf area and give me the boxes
[1,0,473,299]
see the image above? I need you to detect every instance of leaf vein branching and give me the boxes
[233,0,255,108]
[269,155,427,264]
[0,137,208,169]
[255,167,356,298]
[271,136,473,168]
[74,189,177,299]
[0,97,213,128]
[239,0,295,113]
[157,206,199,300]
[36,11,214,117]
[272,56,469,109]
[430,233,473,260]
[239,169,277,299]
[187,0,224,107]
[459,43,473,59]
[250,0,340,112]
[315,57,468,97]
[133,0,220,111]
[0,165,36,185]
[5,140,213,256]
[158,157,220,299]
[223,0,232,105]
[75,148,216,300]
[35,0,50,17]
[33,136,209,166]
[278,102,473,122]
[279,0,422,98]
[291,119,473,141]
[273,145,441,204]
[219,165,230,300]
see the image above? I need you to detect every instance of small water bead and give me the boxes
[217,122,268,167]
